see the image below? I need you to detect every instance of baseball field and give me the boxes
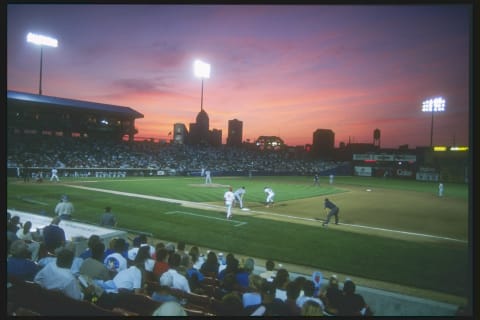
[7,175,470,302]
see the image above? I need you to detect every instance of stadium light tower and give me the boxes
[26,32,58,95]
[422,97,446,147]
[194,60,211,111]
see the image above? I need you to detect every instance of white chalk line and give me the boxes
[64,184,466,243]
[165,210,247,227]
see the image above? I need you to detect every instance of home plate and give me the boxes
[366,189,372,192]
[241,208,250,211]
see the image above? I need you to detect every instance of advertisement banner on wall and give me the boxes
[416,172,439,181]
[354,166,372,177]
[394,168,415,179]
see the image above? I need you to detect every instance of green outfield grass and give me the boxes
[7,175,470,298]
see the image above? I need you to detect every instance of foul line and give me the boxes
[165,211,247,227]
[63,184,466,243]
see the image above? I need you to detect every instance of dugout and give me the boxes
[7,90,143,142]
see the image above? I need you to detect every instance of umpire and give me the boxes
[322,198,339,227]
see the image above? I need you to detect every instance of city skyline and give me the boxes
[7,4,471,148]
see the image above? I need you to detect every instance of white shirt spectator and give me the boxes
[160,269,191,293]
[104,252,127,273]
[34,262,84,301]
[113,266,142,291]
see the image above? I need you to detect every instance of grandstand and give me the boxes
[7,92,470,316]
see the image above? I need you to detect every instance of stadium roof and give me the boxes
[7,90,144,118]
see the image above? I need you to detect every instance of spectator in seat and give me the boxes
[104,238,128,276]
[15,220,41,262]
[236,257,255,289]
[273,268,290,301]
[301,300,324,316]
[160,252,191,293]
[153,247,170,279]
[34,247,94,301]
[110,247,147,294]
[7,239,41,281]
[246,279,289,316]
[284,280,302,316]
[320,274,343,315]
[338,279,370,316]
[79,234,101,260]
[218,254,238,281]
[79,241,111,281]
[259,259,277,282]
[200,251,220,278]
[42,216,66,254]
[296,279,325,311]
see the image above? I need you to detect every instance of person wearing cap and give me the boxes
[100,206,117,227]
[234,186,246,209]
[54,195,74,220]
[224,186,235,219]
[322,198,340,227]
[50,167,60,182]
[264,187,275,207]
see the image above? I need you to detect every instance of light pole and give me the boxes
[422,97,446,147]
[26,32,58,95]
[194,60,211,111]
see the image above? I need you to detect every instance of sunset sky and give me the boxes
[7,4,471,148]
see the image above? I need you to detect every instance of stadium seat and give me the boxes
[7,280,121,316]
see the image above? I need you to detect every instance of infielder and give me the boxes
[205,169,212,184]
[322,198,339,227]
[264,187,275,207]
[234,186,246,209]
[224,187,235,219]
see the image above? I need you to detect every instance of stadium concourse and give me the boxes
[7,206,461,316]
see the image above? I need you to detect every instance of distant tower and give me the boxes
[173,123,188,144]
[312,129,335,158]
[373,128,381,148]
[188,108,210,145]
[227,119,243,146]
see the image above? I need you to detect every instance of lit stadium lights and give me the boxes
[450,146,469,151]
[194,60,211,79]
[26,32,58,95]
[26,32,58,47]
[433,146,447,152]
[422,97,446,147]
[194,60,211,111]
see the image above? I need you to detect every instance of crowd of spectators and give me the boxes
[7,135,346,177]
[7,210,374,316]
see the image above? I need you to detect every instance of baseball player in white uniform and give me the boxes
[264,187,275,207]
[205,170,212,184]
[50,167,60,182]
[224,187,235,219]
[234,187,246,209]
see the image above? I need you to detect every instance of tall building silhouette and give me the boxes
[227,119,243,146]
[173,123,188,144]
[312,129,335,158]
